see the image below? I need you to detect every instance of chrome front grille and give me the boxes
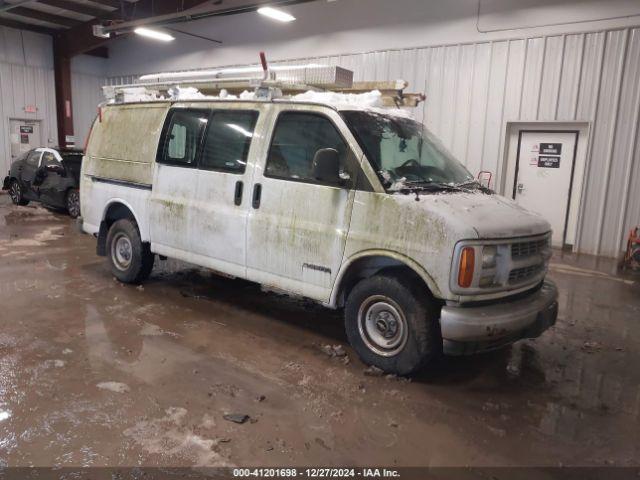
[509,264,544,283]
[511,238,549,259]
[508,235,550,286]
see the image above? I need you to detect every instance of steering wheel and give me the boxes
[393,159,424,182]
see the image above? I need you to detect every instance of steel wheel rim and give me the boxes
[357,295,408,357]
[67,191,80,217]
[111,232,133,271]
[9,182,20,204]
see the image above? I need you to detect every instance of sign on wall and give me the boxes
[538,156,561,168]
[19,125,33,134]
[539,143,562,155]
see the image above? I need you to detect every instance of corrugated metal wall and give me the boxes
[0,27,58,175]
[107,25,640,257]
[71,72,105,149]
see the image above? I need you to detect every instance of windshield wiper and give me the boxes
[402,180,466,192]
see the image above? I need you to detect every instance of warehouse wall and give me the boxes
[71,55,108,149]
[0,27,57,176]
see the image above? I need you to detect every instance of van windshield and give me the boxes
[342,111,476,192]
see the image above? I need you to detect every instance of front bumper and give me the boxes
[440,281,558,355]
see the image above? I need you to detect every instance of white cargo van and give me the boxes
[80,70,557,375]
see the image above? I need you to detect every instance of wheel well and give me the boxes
[335,256,434,308]
[97,203,137,256]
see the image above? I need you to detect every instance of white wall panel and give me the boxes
[71,72,105,149]
[0,28,58,176]
[105,25,640,258]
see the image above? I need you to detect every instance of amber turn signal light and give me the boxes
[458,247,475,288]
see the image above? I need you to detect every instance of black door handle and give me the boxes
[234,181,243,206]
[252,183,262,209]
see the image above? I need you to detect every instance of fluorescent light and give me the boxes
[257,7,296,22]
[134,27,175,42]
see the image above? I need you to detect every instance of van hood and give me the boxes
[413,191,551,240]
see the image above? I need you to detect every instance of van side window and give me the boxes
[160,110,208,166]
[265,112,350,184]
[200,111,258,173]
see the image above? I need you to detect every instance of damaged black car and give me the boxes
[2,147,83,218]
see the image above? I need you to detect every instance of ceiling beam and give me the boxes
[8,6,83,27]
[37,0,117,18]
[0,15,57,34]
[53,0,214,57]
[101,0,314,32]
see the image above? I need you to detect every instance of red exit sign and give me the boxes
[24,105,38,113]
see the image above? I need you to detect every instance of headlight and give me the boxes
[482,245,497,268]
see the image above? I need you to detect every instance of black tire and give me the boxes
[66,188,81,218]
[9,179,29,206]
[106,219,154,284]
[345,273,441,376]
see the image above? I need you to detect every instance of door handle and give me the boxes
[252,183,262,209]
[234,181,243,206]
[517,183,525,194]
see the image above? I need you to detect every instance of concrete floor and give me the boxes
[0,193,639,468]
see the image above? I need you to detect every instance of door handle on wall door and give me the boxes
[517,183,525,194]
[252,183,262,209]
[234,181,243,206]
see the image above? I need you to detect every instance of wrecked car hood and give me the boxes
[409,191,551,240]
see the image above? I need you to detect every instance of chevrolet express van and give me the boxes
[80,97,558,375]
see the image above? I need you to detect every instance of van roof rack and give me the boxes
[104,52,426,108]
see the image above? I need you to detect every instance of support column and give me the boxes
[53,40,75,148]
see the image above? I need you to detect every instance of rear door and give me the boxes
[149,108,208,256]
[189,107,263,278]
[39,150,67,207]
[245,107,361,302]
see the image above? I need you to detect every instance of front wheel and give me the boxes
[9,180,29,206]
[66,188,80,218]
[345,273,441,376]
[106,219,154,284]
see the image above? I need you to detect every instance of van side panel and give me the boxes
[81,102,169,241]
[84,103,169,185]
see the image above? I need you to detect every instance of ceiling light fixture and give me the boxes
[257,7,296,22]
[134,27,175,42]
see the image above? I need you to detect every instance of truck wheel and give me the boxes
[66,188,80,218]
[345,273,441,376]
[9,179,29,206]
[106,219,154,284]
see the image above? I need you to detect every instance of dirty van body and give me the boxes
[80,99,558,375]
[3,147,83,218]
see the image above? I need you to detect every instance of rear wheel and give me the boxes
[106,219,154,284]
[66,188,80,218]
[345,273,441,376]
[9,179,29,206]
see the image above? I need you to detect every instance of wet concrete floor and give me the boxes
[0,193,639,468]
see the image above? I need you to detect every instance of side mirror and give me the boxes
[312,148,342,185]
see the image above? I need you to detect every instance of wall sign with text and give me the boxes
[539,143,562,155]
[538,156,560,168]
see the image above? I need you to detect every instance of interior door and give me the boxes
[9,120,41,174]
[189,108,263,278]
[513,131,578,246]
[149,109,208,256]
[246,109,358,302]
